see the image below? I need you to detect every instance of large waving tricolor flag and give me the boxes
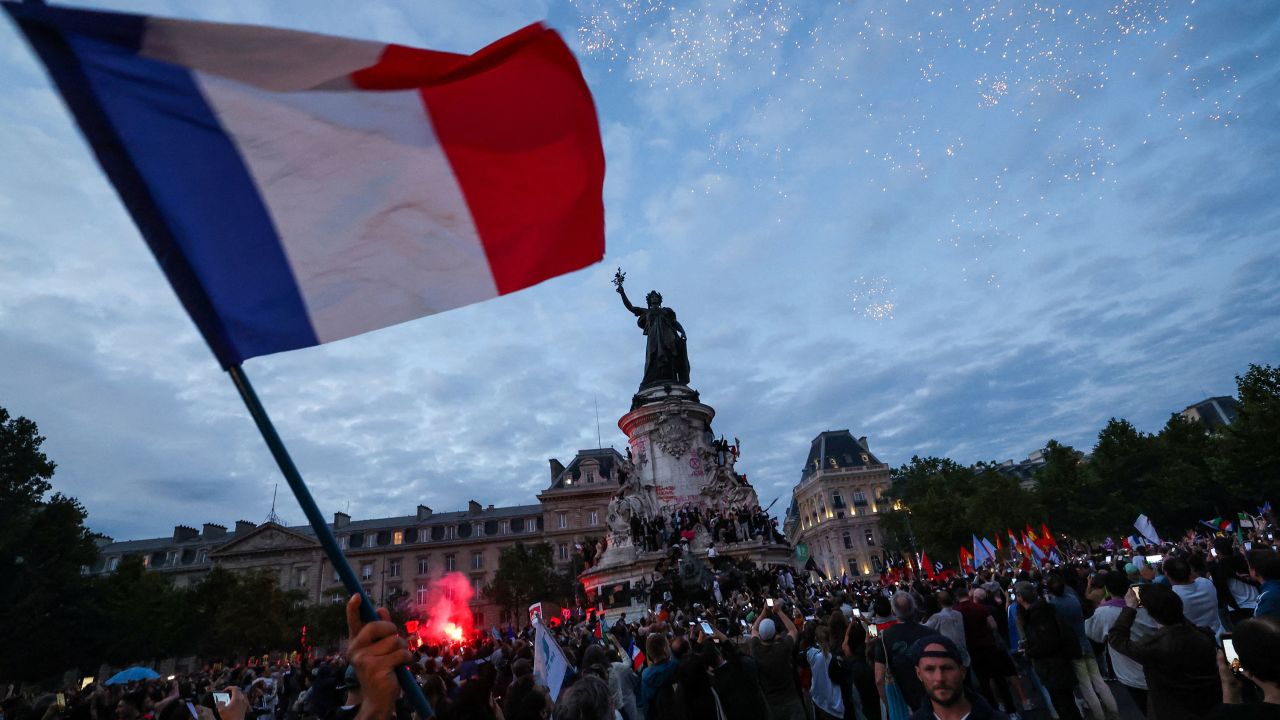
[4,2,605,368]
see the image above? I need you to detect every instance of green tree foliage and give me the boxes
[483,542,573,628]
[891,364,1280,553]
[1215,364,1280,505]
[0,408,99,682]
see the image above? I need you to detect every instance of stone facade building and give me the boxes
[784,430,892,579]
[87,448,621,627]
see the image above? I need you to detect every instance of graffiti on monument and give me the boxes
[688,455,704,477]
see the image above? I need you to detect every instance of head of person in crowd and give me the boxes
[551,675,612,720]
[936,589,954,608]
[646,632,671,665]
[1045,571,1066,597]
[504,674,551,720]
[1231,616,1280,694]
[892,590,917,622]
[1247,549,1280,583]
[580,645,609,682]
[1139,582,1185,626]
[912,636,969,711]
[1103,568,1130,600]
[872,596,892,620]
[1164,556,1193,584]
[1013,580,1038,609]
[757,617,777,642]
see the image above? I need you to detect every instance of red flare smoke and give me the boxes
[413,572,475,645]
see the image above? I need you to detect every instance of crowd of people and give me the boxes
[8,518,1279,720]
[627,505,784,553]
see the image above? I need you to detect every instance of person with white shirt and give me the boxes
[1164,556,1225,637]
[1086,571,1158,712]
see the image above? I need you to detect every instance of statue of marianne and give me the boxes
[614,269,690,387]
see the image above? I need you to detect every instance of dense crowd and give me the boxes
[7,519,1279,720]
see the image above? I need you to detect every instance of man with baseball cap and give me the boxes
[910,636,1009,720]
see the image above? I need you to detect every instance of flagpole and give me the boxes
[228,365,434,718]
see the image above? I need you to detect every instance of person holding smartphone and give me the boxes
[1213,617,1280,718]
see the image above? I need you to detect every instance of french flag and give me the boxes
[5,3,605,367]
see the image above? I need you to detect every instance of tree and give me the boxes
[484,542,573,628]
[0,407,99,683]
[1034,440,1120,538]
[1215,364,1280,505]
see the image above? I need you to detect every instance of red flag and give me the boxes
[1040,523,1058,548]
[923,552,936,581]
[959,546,974,573]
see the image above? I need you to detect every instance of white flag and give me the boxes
[1134,514,1162,545]
[532,618,572,701]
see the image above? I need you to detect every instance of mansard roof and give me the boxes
[546,447,626,491]
[801,430,882,481]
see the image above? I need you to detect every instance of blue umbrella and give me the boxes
[105,667,160,685]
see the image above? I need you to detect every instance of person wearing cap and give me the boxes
[750,600,803,720]
[909,636,1009,720]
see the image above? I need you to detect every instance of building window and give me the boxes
[361,563,373,580]
[340,535,349,549]
[108,557,120,571]
[852,491,868,506]
[393,531,404,545]
[864,529,876,546]
[389,559,401,578]
[871,555,883,572]
[586,469,595,483]
[416,583,428,605]
[445,525,456,540]
[474,611,485,627]
[196,550,207,564]
[417,558,429,576]
[511,517,525,533]
[832,492,845,509]
[473,576,484,594]
[558,543,569,560]
[472,552,484,570]
[501,521,509,535]
[445,554,456,573]
[366,535,377,548]
[557,512,567,529]
[588,510,598,526]
[842,532,853,549]
[296,569,308,588]
[419,528,430,543]
[848,559,861,576]
[861,453,870,463]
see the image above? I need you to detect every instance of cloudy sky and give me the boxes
[2,0,1277,542]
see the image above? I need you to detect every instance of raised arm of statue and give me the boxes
[617,285,642,316]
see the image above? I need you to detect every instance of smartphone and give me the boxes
[1145,554,1163,564]
[1210,548,1218,558]
[56,694,66,708]
[1223,635,1242,675]
[739,619,748,627]
[700,622,714,635]
[852,608,862,618]
[213,693,231,706]
[1105,555,1113,563]
[766,598,774,608]
[81,677,94,690]
[866,624,879,638]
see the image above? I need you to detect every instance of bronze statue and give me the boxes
[614,268,690,387]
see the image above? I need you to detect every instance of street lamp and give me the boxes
[893,500,920,570]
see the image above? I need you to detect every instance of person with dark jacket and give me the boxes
[1013,582,1082,720]
[702,641,768,720]
[1106,582,1222,720]
[907,636,1009,720]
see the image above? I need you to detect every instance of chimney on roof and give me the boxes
[416,505,432,521]
[173,525,199,542]
[549,459,565,482]
[202,523,227,539]
[487,504,494,511]
[234,520,256,535]
[468,500,482,515]
[334,511,351,529]
[857,436,869,451]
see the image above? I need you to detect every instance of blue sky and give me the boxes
[1,0,1277,541]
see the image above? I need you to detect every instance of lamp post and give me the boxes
[893,500,921,571]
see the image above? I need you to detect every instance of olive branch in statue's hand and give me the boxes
[613,267,626,292]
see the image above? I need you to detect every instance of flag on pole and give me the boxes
[1040,523,1059,548]
[959,546,974,574]
[972,535,988,567]
[922,552,936,580]
[1007,528,1020,554]
[4,2,606,369]
[532,618,573,701]
[1134,514,1161,545]
[981,537,998,562]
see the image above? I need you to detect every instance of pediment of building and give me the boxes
[210,522,319,557]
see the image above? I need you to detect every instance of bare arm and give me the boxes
[776,607,799,640]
